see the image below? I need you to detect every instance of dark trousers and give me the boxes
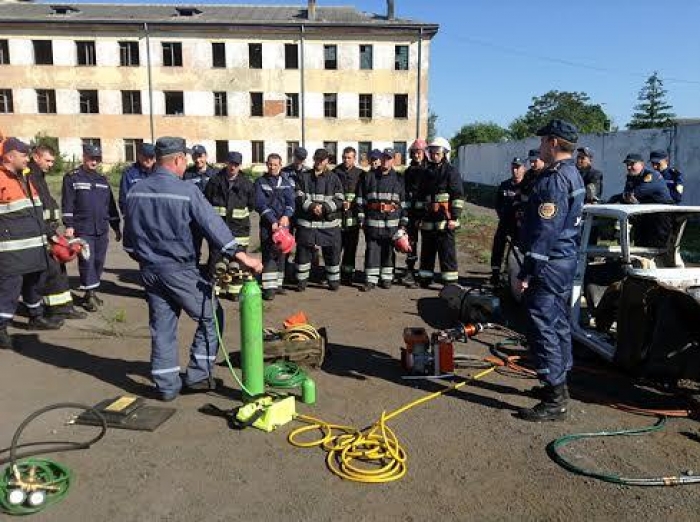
[341,227,360,276]
[296,243,341,284]
[418,230,458,284]
[41,255,74,313]
[490,222,515,273]
[524,257,577,387]
[364,237,395,284]
[261,232,285,291]
[405,220,420,270]
[0,272,43,328]
[78,233,109,291]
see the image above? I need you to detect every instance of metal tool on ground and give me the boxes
[73,396,175,431]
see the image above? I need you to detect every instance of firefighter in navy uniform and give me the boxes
[61,144,121,312]
[516,120,585,422]
[356,148,407,291]
[490,157,526,286]
[649,150,684,204]
[402,139,428,288]
[118,143,155,215]
[123,137,262,401]
[281,146,308,189]
[575,146,603,204]
[183,145,217,263]
[294,149,344,292]
[27,144,86,320]
[619,153,674,248]
[514,149,546,241]
[417,137,465,287]
[204,151,255,299]
[255,153,295,301]
[333,146,364,285]
[0,138,63,350]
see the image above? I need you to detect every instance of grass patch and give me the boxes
[463,182,498,209]
[457,211,498,265]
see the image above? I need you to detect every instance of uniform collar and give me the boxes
[152,166,180,178]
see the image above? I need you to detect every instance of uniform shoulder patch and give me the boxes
[643,173,653,182]
[538,202,558,219]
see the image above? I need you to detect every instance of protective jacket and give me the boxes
[294,170,344,247]
[356,168,407,240]
[205,169,255,246]
[332,164,364,229]
[61,166,120,236]
[417,161,465,231]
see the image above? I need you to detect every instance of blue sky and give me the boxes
[63,0,700,137]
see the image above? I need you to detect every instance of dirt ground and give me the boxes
[1,204,699,522]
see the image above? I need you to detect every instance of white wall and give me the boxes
[458,124,700,206]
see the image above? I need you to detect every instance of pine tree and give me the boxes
[628,72,676,129]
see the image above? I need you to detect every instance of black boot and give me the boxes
[0,328,12,350]
[296,281,307,293]
[517,383,569,422]
[361,282,375,292]
[92,292,104,306]
[403,269,417,288]
[26,316,64,331]
[82,291,98,312]
[379,280,392,290]
[490,270,501,287]
[48,307,88,320]
[341,273,353,286]
[528,383,570,401]
[328,281,340,292]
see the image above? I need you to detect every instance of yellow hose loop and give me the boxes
[288,366,498,484]
[282,323,321,342]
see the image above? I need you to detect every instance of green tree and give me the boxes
[627,71,676,129]
[512,90,610,138]
[450,121,509,153]
[427,109,438,141]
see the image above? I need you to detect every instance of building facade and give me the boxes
[0,2,438,166]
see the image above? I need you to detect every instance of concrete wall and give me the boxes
[458,124,700,206]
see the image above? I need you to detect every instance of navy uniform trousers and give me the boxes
[523,257,576,387]
[0,272,44,327]
[78,233,109,291]
[141,266,221,396]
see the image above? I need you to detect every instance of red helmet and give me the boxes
[50,235,89,264]
[272,227,295,254]
[409,139,427,151]
[392,229,412,254]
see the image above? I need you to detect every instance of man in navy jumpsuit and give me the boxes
[123,137,262,401]
[649,150,684,204]
[517,120,585,422]
[61,144,121,312]
[118,143,155,215]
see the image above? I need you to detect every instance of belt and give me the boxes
[367,202,398,213]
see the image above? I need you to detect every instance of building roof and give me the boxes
[0,2,438,34]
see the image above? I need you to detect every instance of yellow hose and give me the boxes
[288,366,497,483]
[282,323,321,342]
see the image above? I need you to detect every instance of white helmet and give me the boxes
[428,137,451,153]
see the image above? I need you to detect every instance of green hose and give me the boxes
[0,459,72,515]
[548,416,700,486]
[264,361,307,389]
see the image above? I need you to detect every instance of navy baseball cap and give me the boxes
[381,148,395,158]
[577,146,594,159]
[191,144,207,157]
[528,149,540,160]
[623,153,644,164]
[649,150,668,162]
[139,143,156,158]
[511,157,525,166]
[536,119,579,143]
[227,151,243,165]
[83,144,102,158]
[369,149,382,160]
[2,137,30,155]
[293,147,308,160]
[313,148,330,161]
[155,137,191,158]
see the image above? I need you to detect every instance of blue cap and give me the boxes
[227,151,243,164]
[623,153,644,164]
[649,150,668,162]
[293,147,308,160]
[83,144,102,158]
[381,148,395,158]
[191,144,207,157]
[139,143,156,157]
[2,137,30,155]
[536,119,579,143]
[369,149,382,160]
[155,137,191,158]
[511,157,525,166]
[528,149,540,160]
[577,146,594,159]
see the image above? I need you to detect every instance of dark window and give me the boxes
[81,137,101,149]
[164,91,184,115]
[394,94,408,118]
[36,89,56,113]
[0,40,9,65]
[395,45,409,70]
[119,41,139,66]
[286,93,299,118]
[121,90,142,114]
[323,45,337,70]
[214,91,228,117]
[162,42,182,67]
[124,138,143,162]
[359,94,373,119]
[359,44,373,70]
[250,92,263,117]
[0,89,13,113]
[251,140,265,163]
[33,40,53,65]
[323,93,337,118]
[249,43,262,69]
[358,141,371,164]
[215,140,228,163]
[76,41,96,66]
[393,141,407,165]
[79,90,99,114]
[212,43,226,68]
[286,141,299,164]
[323,141,338,164]
[285,43,299,69]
